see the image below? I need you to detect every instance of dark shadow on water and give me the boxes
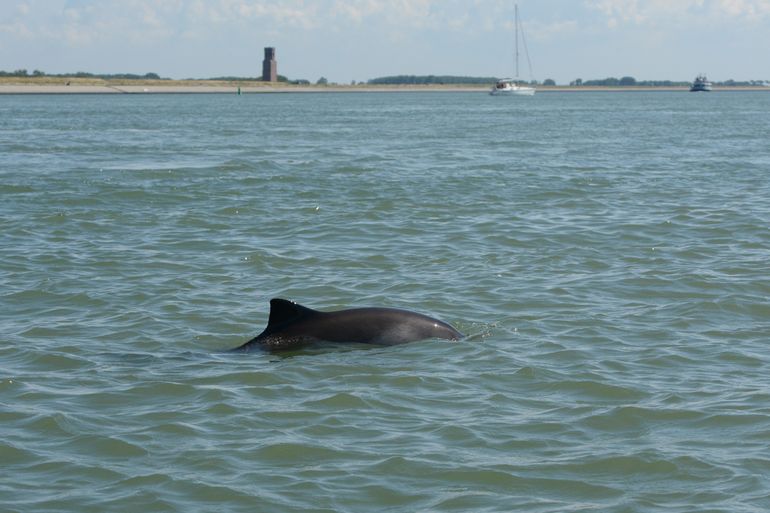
[222,341,388,360]
[219,328,490,361]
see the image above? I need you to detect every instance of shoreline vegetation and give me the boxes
[1,75,769,94]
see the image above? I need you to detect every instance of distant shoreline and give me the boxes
[1,79,769,94]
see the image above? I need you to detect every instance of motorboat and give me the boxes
[690,75,713,92]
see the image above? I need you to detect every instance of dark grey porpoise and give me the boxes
[232,298,464,352]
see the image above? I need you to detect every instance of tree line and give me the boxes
[1,69,312,84]
[369,74,769,87]
[5,69,766,87]
[368,75,498,85]
[569,77,769,87]
[571,77,689,86]
[0,69,165,80]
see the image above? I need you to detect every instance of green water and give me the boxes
[1,91,769,512]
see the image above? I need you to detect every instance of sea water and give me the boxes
[1,91,769,512]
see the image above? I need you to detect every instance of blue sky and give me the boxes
[1,0,768,84]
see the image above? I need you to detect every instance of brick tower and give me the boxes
[262,47,277,82]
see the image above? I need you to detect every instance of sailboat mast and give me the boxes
[514,4,519,79]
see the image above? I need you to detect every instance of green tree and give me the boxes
[316,77,328,85]
[543,78,556,86]
[619,76,636,86]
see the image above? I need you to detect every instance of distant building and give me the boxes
[262,47,277,82]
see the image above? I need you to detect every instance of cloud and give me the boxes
[717,0,770,20]
[586,0,705,27]
[0,1,179,45]
[43,1,464,40]
[0,0,571,46]
[585,0,769,27]
[189,1,321,28]
[4,0,769,47]
[0,20,33,40]
[526,20,580,41]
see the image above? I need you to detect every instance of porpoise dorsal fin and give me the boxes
[267,298,318,331]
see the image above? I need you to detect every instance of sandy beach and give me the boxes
[0,78,482,94]
[1,79,768,94]
[0,84,488,94]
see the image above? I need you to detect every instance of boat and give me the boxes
[491,78,535,96]
[690,74,713,92]
[490,4,535,96]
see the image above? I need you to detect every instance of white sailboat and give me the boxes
[490,4,536,96]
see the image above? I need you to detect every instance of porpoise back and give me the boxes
[232,298,463,352]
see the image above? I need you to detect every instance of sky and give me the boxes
[1,0,769,84]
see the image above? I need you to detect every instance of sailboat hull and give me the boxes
[490,82,536,96]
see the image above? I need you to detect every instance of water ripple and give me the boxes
[2,92,770,512]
